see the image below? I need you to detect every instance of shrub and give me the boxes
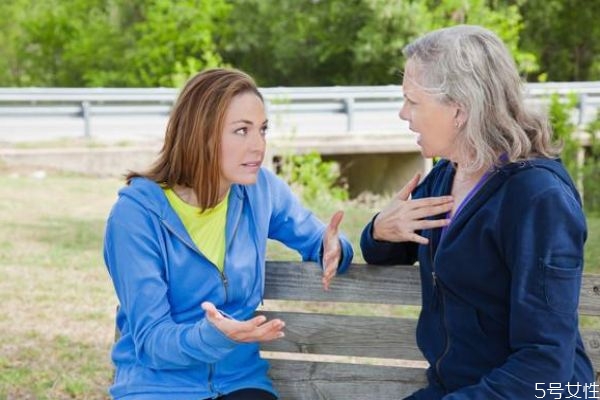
[276,151,348,206]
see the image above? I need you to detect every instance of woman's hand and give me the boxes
[373,173,453,245]
[322,210,344,291]
[201,302,285,342]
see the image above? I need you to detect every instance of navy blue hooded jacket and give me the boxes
[361,159,594,399]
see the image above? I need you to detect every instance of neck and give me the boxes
[173,185,230,207]
[453,163,488,184]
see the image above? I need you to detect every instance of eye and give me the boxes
[234,127,248,136]
[260,125,268,136]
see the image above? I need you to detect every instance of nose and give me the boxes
[399,102,409,121]
[250,129,266,153]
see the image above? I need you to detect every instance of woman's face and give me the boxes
[219,91,268,195]
[399,60,461,160]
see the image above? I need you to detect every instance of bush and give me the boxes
[276,151,348,206]
[548,93,600,215]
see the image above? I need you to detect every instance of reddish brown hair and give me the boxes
[127,68,262,209]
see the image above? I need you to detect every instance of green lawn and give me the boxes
[0,168,598,399]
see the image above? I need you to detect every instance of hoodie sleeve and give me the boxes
[104,197,238,370]
[443,182,589,399]
[263,169,353,273]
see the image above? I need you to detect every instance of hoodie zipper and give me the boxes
[428,167,500,390]
[429,235,449,392]
[161,218,230,302]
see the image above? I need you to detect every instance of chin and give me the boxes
[235,174,259,186]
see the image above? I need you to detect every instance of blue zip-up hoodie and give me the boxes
[361,159,594,399]
[104,167,353,399]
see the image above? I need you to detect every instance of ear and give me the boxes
[454,106,466,128]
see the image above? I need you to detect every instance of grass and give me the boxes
[0,165,598,399]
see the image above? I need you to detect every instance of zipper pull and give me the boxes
[431,271,440,310]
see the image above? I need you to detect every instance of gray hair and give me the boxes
[403,25,560,171]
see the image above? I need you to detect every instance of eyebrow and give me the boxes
[230,119,269,125]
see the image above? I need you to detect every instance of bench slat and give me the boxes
[261,312,422,360]
[582,329,600,377]
[263,262,600,315]
[267,359,426,400]
[264,262,421,305]
[260,312,600,376]
[580,274,600,315]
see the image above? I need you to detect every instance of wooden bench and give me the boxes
[260,261,600,400]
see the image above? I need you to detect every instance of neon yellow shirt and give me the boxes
[164,188,229,272]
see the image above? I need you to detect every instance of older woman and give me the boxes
[361,25,594,399]
[104,68,353,400]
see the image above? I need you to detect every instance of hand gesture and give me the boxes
[373,173,453,245]
[201,302,285,343]
[322,210,344,291]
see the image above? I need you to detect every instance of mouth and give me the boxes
[241,161,262,168]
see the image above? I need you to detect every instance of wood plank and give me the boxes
[579,273,600,315]
[260,311,422,360]
[264,262,422,305]
[267,359,427,400]
[263,262,600,315]
[582,329,600,377]
[260,312,599,375]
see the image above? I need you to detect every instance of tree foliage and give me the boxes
[0,0,230,87]
[519,0,600,82]
[0,0,597,87]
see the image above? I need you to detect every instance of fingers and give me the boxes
[202,303,286,343]
[322,261,337,291]
[322,210,344,290]
[408,197,454,220]
[322,245,341,290]
[234,317,286,342]
[326,210,344,237]
[396,173,421,200]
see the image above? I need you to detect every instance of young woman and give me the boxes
[104,68,353,400]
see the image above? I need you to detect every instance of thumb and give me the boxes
[201,301,220,321]
[396,173,421,200]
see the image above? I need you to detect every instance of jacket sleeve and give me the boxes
[443,184,588,399]
[104,198,238,370]
[264,170,353,273]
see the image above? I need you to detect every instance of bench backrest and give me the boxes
[260,261,600,400]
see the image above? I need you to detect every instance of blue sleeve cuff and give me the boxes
[185,319,238,362]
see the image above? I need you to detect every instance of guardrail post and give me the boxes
[578,93,588,126]
[81,101,91,138]
[343,97,355,132]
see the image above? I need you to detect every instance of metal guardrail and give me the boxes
[0,83,599,138]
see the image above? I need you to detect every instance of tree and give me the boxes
[2,0,230,87]
[519,0,600,82]
[221,0,537,86]
[220,0,370,86]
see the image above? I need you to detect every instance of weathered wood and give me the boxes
[583,329,600,378]
[261,311,422,361]
[261,311,600,372]
[580,273,600,315]
[264,262,600,315]
[264,262,422,305]
[262,261,600,394]
[267,359,427,400]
